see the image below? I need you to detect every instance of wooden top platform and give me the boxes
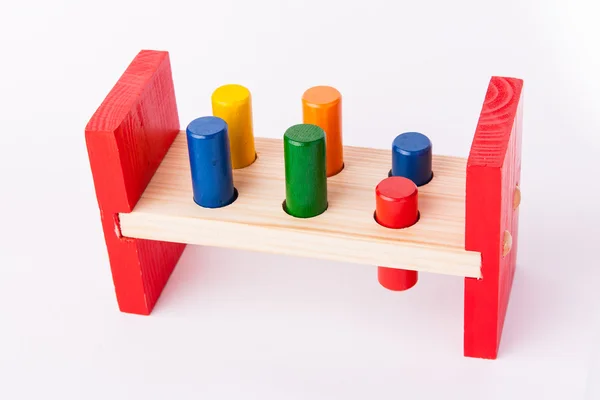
[119,132,481,278]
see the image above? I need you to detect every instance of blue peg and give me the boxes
[391,132,433,186]
[186,116,237,208]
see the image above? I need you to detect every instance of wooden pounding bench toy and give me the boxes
[85,50,524,359]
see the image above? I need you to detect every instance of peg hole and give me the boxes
[282,200,328,218]
[373,211,420,229]
[387,169,434,186]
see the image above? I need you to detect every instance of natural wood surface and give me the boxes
[119,133,481,278]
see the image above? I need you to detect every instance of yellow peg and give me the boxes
[211,84,257,169]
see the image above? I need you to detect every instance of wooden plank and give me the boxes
[85,50,186,315]
[464,76,524,359]
[119,133,482,278]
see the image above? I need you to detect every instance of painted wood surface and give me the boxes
[85,50,186,315]
[211,84,257,169]
[283,124,328,218]
[375,176,420,291]
[464,76,524,359]
[185,116,236,208]
[302,86,344,177]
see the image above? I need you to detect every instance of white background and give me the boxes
[1,0,599,398]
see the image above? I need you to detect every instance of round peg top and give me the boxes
[391,132,433,187]
[302,86,344,177]
[375,176,419,229]
[302,85,341,106]
[211,84,256,169]
[285,123,325,147]
[283,124,328,218]
[187,115,228,140]
[212,83,249,101]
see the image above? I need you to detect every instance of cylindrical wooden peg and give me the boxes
[211,84,256,169]
[302,86,344,177]
[375,176,419,291]
[283,124,328,218]
[391,132,433,186]
[186,116,237,208]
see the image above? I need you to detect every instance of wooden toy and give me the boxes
[302,86,344,177]
[186,116,237,208]
[211,84,257,169]
[379,131,434,291]
[85,49,523,359]
[376,176,420,291]
[283,124,328,218]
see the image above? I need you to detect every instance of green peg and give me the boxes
[283,124,328,218]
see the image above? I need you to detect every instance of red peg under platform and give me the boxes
[375,176,419,291]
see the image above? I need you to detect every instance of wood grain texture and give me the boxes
[464,76,524,359]
[119,133,481,278]
[85,50,186,315]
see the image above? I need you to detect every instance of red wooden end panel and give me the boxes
[464,76,523,359]
[85,50,186,315]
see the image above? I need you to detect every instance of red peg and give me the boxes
[375,176,419,291]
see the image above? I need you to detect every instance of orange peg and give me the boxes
[302,86,343,177]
